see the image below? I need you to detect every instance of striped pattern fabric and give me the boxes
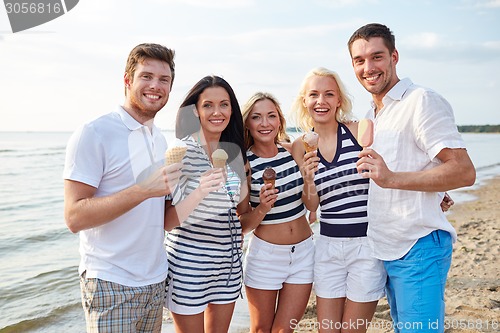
[166,136,243,308]
[247,145,306,224]
[314,124,369,238]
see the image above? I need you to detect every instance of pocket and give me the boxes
[80,272,98,311]
[375,131,399,168]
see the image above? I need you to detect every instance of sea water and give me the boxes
[0,131,499,333]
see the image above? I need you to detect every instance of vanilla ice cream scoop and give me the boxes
[302,131,319,152]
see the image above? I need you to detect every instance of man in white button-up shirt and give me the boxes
[64,43,182,332]
[348,24,476,333]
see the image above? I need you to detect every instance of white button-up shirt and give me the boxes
[366,78,465,260]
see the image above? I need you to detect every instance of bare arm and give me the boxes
[65,163,181,233]
[237,162,274,234]
[238,182,278,234]
[164,168,225,231]
[291,138,320,212]
[356,147,475,192]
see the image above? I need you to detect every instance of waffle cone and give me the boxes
[264,179,276,207]
[212,158,227,169]
[165,146,187,165]
[303,141,318,153]
[263,179,275,189]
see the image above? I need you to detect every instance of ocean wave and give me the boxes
[0,302,81,333]
[0,266,81,332]
[0,228,67,255]
[475,162,500,172]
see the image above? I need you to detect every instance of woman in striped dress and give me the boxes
[164,76,250,333]
[291,68,386,333]
[239,92,315,332]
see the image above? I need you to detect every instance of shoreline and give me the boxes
[254,176,500,333]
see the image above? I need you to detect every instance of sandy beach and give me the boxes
[276,176,500,333]
[162,177,499,333]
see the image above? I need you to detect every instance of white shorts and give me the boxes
[314,235,386,302]
[243,235,314,290]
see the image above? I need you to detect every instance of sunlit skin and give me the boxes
[246,99,281,151]
[123,58,172,124]
[195,87,232,143]
[241,97,314,333]
[302,75,341,126]
[350,37,399,112]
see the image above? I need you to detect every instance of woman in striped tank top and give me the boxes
[164,76,251,333]
[239,92,315,333]
[291,68,386,333]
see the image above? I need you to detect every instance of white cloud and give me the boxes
[476,0,500,8]
[403,32,442,49]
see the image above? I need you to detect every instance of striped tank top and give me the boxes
[314,123,369,238]
[247,145,306,225]
[166,136,243,308]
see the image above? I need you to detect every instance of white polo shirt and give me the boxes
[63,106,169,286]
[366,78,464,261]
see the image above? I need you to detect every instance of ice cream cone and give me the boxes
[211,149,228,168]
[165,146,187,165]
[262,167,277,207]
[302,131,319,153]
[263,179,275,189]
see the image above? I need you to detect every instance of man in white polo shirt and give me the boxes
[63,43,181,332]
[348,24,476,333]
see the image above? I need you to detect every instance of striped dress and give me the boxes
[165,136,243,308]
[314,123,369,238]
[247,145,306,224]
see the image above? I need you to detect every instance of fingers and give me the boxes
[259,183,278,207]
[302,152,319,178]
[198,169,226,195]
[358,147,377,159]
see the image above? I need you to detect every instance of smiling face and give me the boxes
[195,86,232,137]
[350,36,399,99]
[124,58,172,122]
[246,98,281,146]
[302,75,341,125]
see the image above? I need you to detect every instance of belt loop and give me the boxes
[431,230,441,245]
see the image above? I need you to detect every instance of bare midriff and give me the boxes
[253,215,312,245]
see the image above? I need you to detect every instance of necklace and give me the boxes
[195,131,219,163]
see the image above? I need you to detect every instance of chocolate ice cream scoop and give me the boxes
[262,167,276,207]
[262,167,276,182]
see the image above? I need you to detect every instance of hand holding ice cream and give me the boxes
[261,167,278,208]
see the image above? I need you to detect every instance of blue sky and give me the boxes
[1,0,499,132]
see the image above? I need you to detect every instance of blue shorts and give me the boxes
[384,230,452,333]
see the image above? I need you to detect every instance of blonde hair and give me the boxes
[241,92,290,150]
[291,67,354,132]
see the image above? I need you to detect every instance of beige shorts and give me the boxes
[314,235,386,302]
[243,234,314,290]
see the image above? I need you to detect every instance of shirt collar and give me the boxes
[115,106,161,136]
[369,78,413,118]
[385,77,413,102]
